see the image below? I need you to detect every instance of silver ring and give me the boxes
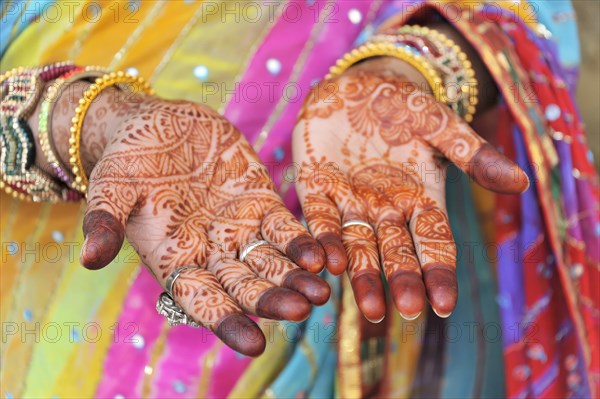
[342,220,373,231]
[239,240,270,262]
[164,266,196,297]
[156,292,200,328]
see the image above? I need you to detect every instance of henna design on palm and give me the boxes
[293,68,528,321]
[79,97,329,356]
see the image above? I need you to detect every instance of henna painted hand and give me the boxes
[80,97,329,356]
[293,66,529,322]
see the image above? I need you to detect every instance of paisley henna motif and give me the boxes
[293,66,529,321]
[44,91,330,356]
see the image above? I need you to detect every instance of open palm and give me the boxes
[82,97,329,356]
[293,68,528,321]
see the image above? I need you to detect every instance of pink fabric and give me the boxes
[206,347,254,398]
[95,268,164,398]
[150,325,218,398]
[224,0,325,143]
[258,0,374,164]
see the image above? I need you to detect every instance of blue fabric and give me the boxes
[528,0,580,68]
[266,273,340,397]
[1,0,55,57]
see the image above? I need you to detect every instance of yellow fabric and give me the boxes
[380,311,426,398]
[228,321,291,398]
[0,1,198,396]
[41,1,155,66]
[152,1,281,107]
[0,1,288,396]
[1,202,50,395]
[1,5,73,68]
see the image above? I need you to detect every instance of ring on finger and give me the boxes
[239,240,270,263]
[156,292,200,328]
[342,220,373,231]
[165,266,197,297]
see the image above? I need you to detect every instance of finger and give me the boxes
[146,213,265,356]
[210,255,327,320]
[422,102,529,193]
[376,216,426,321]
[409,197,457,318]
[244,244,330,308]
[172,267,266,357]
[300,193,347,275]
[81,159,140,270]
[340,195,386,323]
[261,202,326,273]
[355,180,425,321]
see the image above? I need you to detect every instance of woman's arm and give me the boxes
[28,82,135,178]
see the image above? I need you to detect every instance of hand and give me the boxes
[78,96,329,356]
[293,62,528,321]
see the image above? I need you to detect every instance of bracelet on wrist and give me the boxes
[1,62,76,202]
[328,25,479,122]
[39,66,106,199]
[326,41,447,104]
[68,71,154,195]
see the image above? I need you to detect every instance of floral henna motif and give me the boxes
[413,205,457,267]
[293,67,528,321]
[60,94,329,356]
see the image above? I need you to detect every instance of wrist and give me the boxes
[29,81,138,178]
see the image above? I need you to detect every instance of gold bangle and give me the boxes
[399,25,478,121]
[379,25,479,122]
[325,42,447,104]
[68,71,154,194]
[0,166,64,203]
[40,68,106,187]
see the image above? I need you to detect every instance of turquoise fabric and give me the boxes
[441,167,506,398]
[529,0,580,68]
[1,0,56,57]
[266,273,340,397]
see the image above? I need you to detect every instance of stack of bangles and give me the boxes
[0,62,153,202]
[327,25,479,122]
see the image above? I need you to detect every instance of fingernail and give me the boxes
[256,287,311,322]
[283,269,331,306]
[433,308,452,318]
[215,313,265,357]
[400,312,422,321]
[352,273,386,322]
[365,315,386,324]
[522,172,531,192]
[81,210,125,270]
[80,236,89,262]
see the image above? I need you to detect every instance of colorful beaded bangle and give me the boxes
[0,62,85,202]
[372,25,479,122]
[69,71,154,194]
[326,41,447,105]
[0,165,65,202]
[1,68,43,175]
[39,67,106,192]
[1,63,75,174]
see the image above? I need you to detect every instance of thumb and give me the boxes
[424,103,529,194]
[81,210,125,270]
[80,160,139,270]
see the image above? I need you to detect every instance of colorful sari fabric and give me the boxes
[1,1,597,398]
[382,2,599,397]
